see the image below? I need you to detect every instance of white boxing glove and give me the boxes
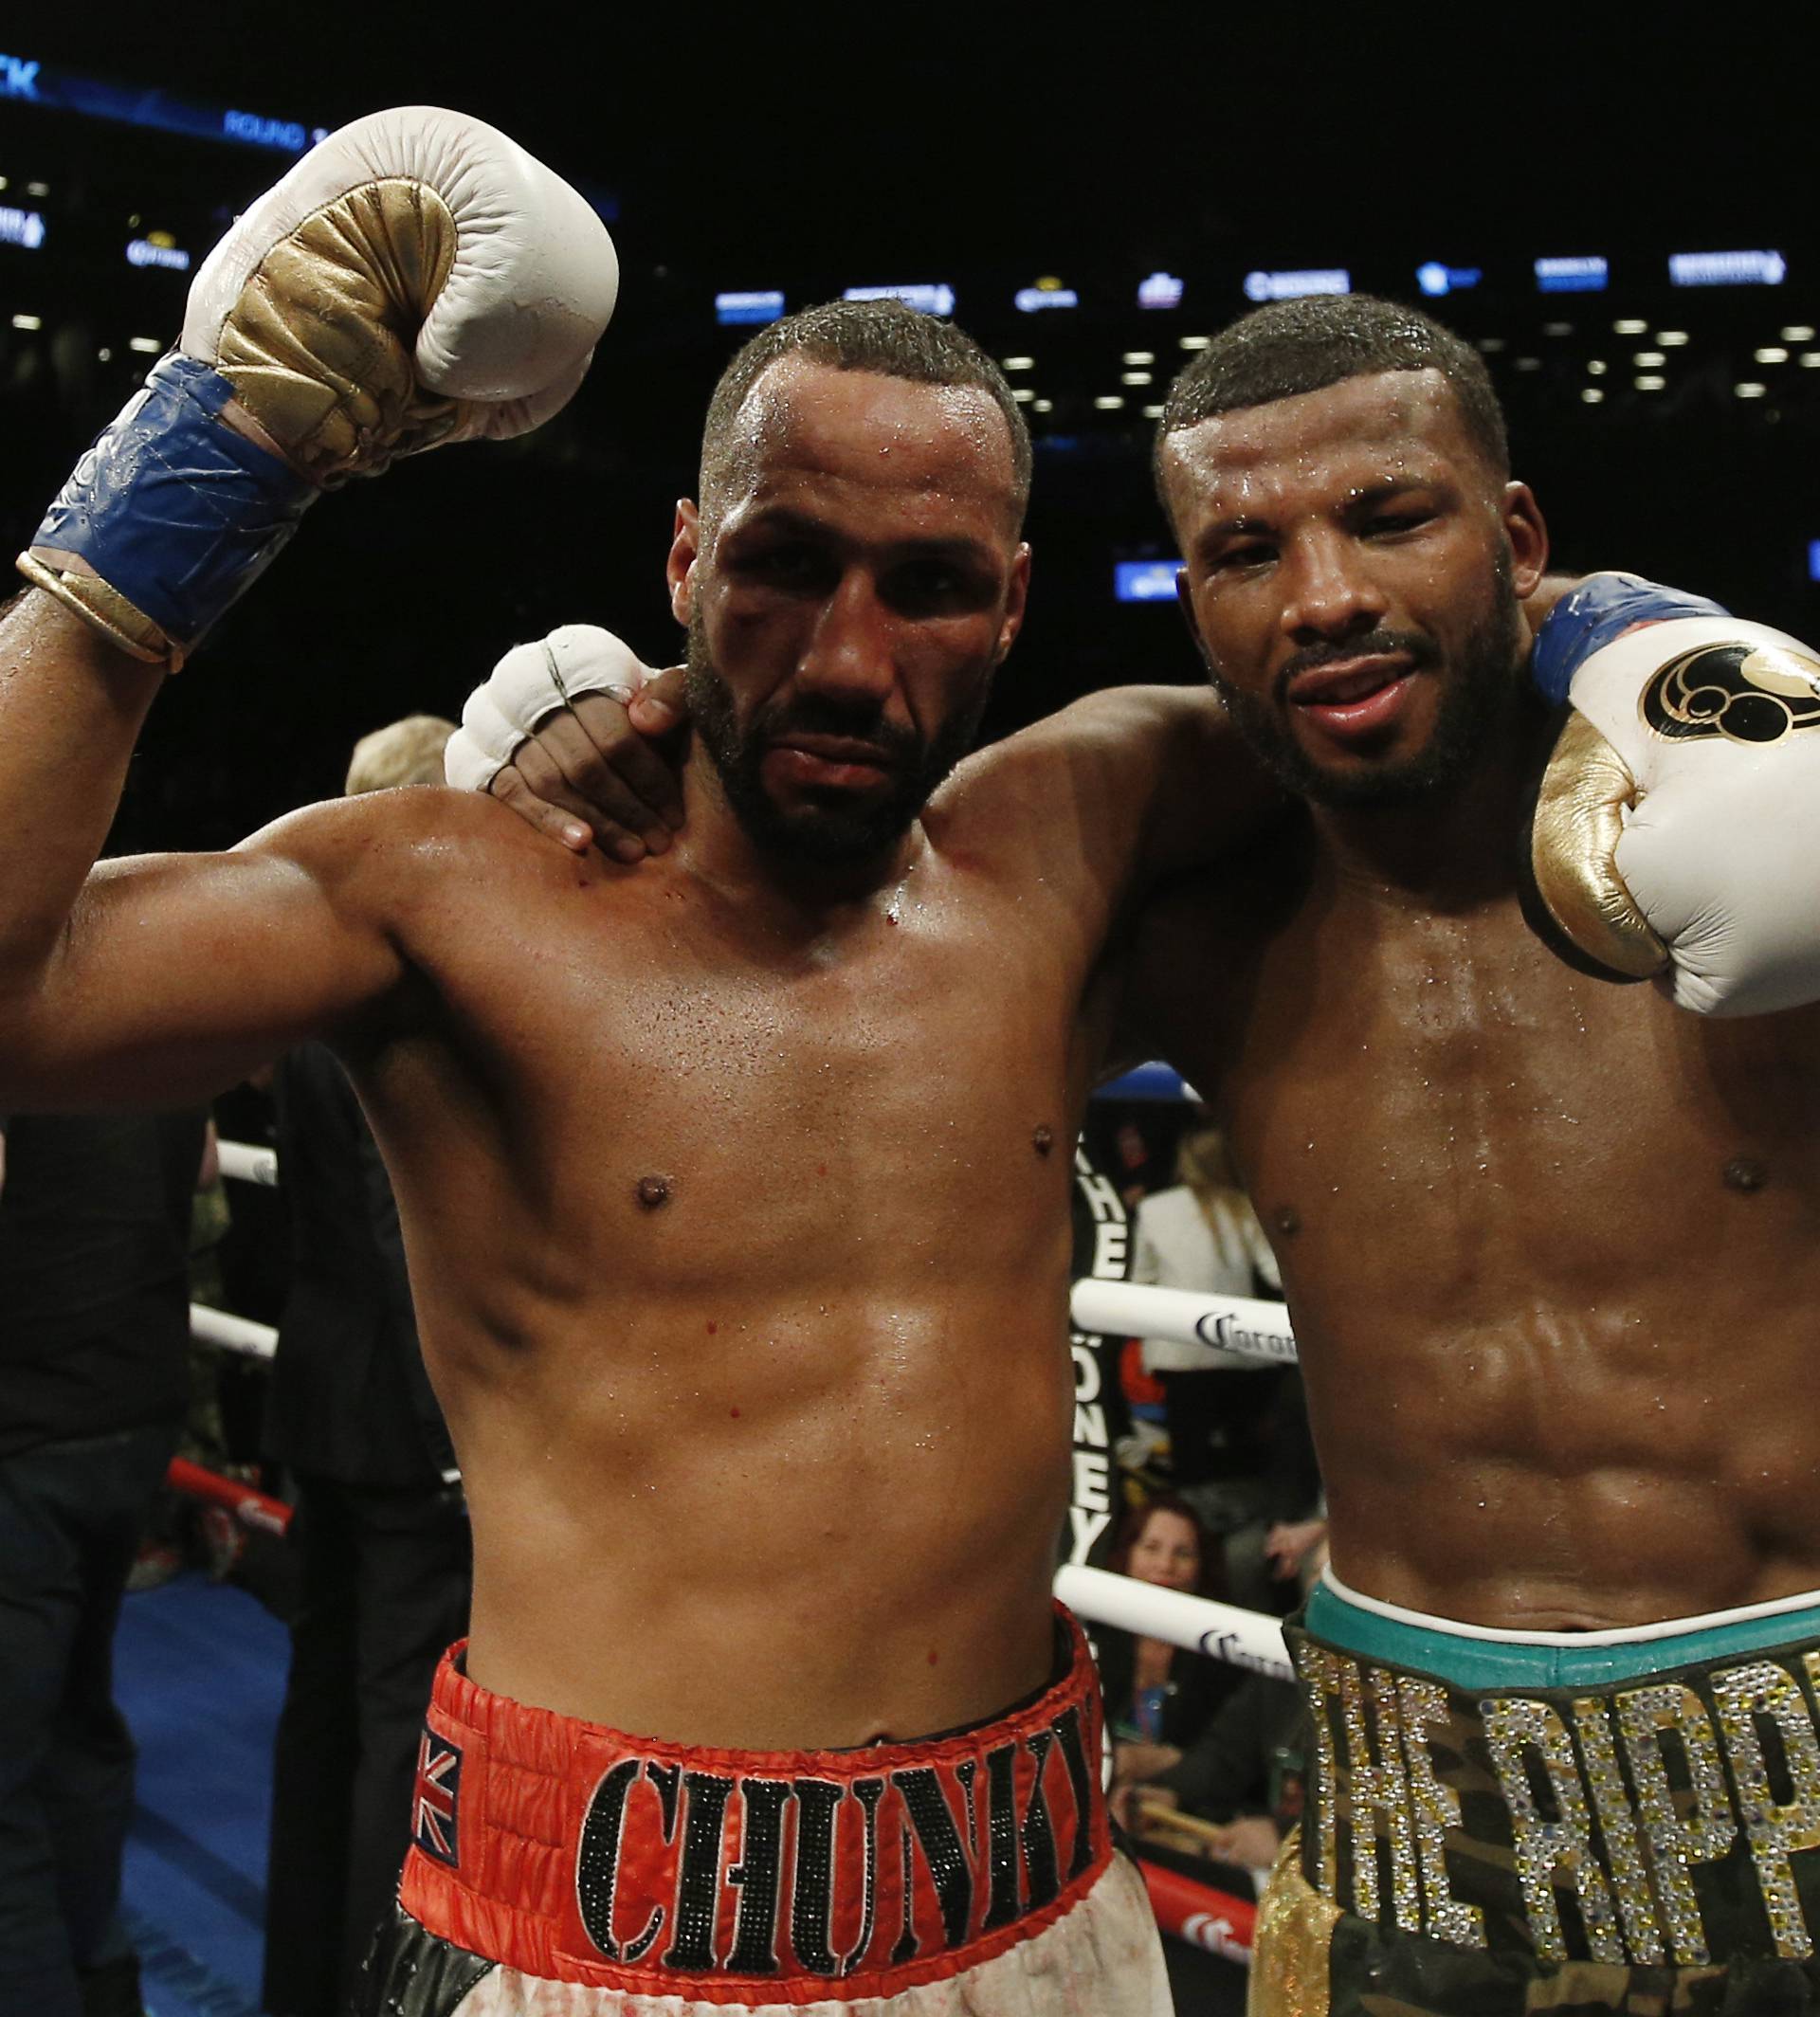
[20,107,617,667]
[1530,572,1820,1015]
[445,626,655,791]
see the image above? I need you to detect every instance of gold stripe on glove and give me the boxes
[1531,711,1668,981]
[213,178,462,485]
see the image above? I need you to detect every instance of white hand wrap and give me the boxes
[1532,615,1820,1015]
[444,626,654,791]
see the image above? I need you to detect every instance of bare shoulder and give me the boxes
[233,784,576,919]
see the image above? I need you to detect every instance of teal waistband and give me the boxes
[1302,1580,1820,1692]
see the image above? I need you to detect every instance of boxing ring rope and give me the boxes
[1069,1279,1298,1366]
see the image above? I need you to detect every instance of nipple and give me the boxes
[636,1175,672,1210]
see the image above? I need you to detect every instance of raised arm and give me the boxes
[0,597,410,1107]
[0,109,613,1107]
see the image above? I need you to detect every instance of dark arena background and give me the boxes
[0,22,1812,2017]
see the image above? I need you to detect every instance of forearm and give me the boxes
[0,590,163,992]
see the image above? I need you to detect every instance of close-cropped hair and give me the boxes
[698,299,1032,532]
[1155,293,1510,515]
[344,714,456,796]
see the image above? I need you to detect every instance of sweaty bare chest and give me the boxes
[1162,887,1820,1293]
[424,876,1087,1281]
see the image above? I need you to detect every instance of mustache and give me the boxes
[755,695,922,761]
[1271,629,1436,705]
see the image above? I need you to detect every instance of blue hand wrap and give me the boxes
[29,352,318,650]
[1531,572,1731,706]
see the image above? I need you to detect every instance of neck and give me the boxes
[1309,681,1554,909]
[673,747,920,931]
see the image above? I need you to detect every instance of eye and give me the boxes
[1366,510,1431,537]
[1211,542,1273,573]
[735,542,828,590]
[887,557,988,615]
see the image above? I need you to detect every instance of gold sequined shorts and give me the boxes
[1250,1573,1820,2013]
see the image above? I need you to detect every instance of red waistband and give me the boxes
[399,1605,1110,2003]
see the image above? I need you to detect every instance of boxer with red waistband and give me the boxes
[0,107,1245,2012]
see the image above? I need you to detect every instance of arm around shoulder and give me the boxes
[963,682,1285,894]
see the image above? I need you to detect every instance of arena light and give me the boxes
[1120,371,1152,386]
[1014,278,1077,313]
[1000,355,1034,371]
[1178,335,1210,350]
[1634,374,1665,391]
[844,282,956,318]
[1735,382,1769,398]
[1010,387,1034,403]
[1093,394,1125,409]
[714,289,784,326]
[1587,359,1608,374]
[1669,249,1786,287]
[1415,262,1482,298]
[10,310,42,328]
[1802,354,1820,369]
[1581,388,1605,404]
[1031,398,1053,412]
[0,204,46,249]
[126,236,191,272]
[25,179,47,197]
[1137,271,1184,309]
[1477,336,1506,353]
[1632,351,1665,367]
[1656,330,1691,345]
[1542,321,1574,336]
[1115,561,1180,603]
[128,336,161,354]
[1612,318,1647,335]
[1142,405,1165,419]
[1122,351,1155,365]
[1514,356,1542,372]
[1535,255,1608,294]
[96,345,111,361]
[1244,267,1348,302]
[1755,346,1790,364]
[1782,325,1816,342]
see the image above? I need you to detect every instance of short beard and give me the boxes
[684,610,989,865]
[1205,551,1525,809]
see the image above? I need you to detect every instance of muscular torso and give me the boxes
[1130,820,1820,1629]
[342,781,1115,1746]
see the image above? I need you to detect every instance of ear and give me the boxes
[666,500,701,627]
[992,543,1033,664]
[1501,482,1549,601]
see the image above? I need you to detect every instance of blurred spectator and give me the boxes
[0,1105,208,2017]
[261,718,471,2017]
[1131,1125,1322,1609]
[1093,1496,1239,1801]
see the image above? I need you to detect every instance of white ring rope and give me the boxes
[1069,1280,1298,1366]
[1054,1564,1294,1682]
[189,1301,277,1360]
[216,1138,280,1186]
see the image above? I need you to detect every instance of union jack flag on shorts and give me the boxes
[412,1726,462,1867]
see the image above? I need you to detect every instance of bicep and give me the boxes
[0,842,405,1109]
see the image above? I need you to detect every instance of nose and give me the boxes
[1278,530,1387,645]
[796,568,899,705]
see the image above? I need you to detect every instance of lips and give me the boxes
[765,736,894,791]
[1286,656,1410,707]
